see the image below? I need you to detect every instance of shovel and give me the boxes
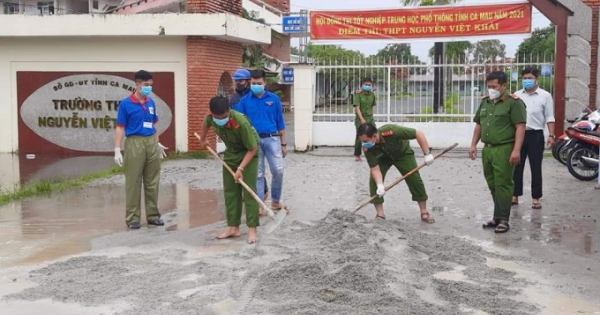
[353,143,459,214]
[194,133,287,234]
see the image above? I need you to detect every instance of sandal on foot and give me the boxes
[420,212,435,223]
[511,199,518,205]
[375,214,386,220]
[532,202,542,210]
[482,220,499,229]
[494,221,510,234]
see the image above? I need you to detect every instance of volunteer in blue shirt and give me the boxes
[114,70,168,229]
[230,68,270,202]
[235,69,287,210]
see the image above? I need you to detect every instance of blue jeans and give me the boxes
[256,136,284,202]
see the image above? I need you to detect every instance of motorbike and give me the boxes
[565,110,600,181]
[553,106,593,165]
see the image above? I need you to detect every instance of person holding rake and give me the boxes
[357,122,435,223]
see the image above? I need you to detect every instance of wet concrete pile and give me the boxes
[4,209,540,315]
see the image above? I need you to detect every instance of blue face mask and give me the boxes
[140,86,152,96]
[214,117,229,127]
[362,85,372,92]
[523,79,536,90]
[362,140,375,149]
[251,84,264,95]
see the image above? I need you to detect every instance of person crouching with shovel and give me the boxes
[357,123,436,223]
[197,96,261,244]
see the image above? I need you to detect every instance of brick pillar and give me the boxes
[186,37,243,151]
[582,0,599,110]
[186,0,243,151]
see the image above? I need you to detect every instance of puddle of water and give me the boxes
[487,258,600,315]
[432,265,477,285]
[0,183,225,268]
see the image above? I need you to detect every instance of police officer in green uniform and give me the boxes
[358,122,436,223]
[198,96,261,244]
[470,71,527,234]
[353,78,376,161]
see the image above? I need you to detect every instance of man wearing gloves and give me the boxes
[114,70,168,230]
[357,122,435,223]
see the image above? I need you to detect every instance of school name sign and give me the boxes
[309,3,532,40]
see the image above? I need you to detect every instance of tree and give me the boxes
[375,44,427,75]
[470,40,506,61]
[515,25,555,62]
[241,8,281,69]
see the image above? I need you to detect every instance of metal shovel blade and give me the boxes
[264,209,287,234]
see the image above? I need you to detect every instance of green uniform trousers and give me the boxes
[124,135,161,225]
[223,155,260,228]
[369,151,428,204]
[481,143,515,221]
[354,116,375,157]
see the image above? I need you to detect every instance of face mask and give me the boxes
[488,88,501,100]
[362,85,372,92]
[362,140,375,149]
[251,84,264,95]
[140,86,152,96]
[523,79,536,90]
[213,117,229,127]
[235,83,247,92]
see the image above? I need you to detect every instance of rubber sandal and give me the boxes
[128,222,141,229]
[494,221,510,234]
[482,220,498,229]
[147,219,164,226]
[375,214,386,220]
[420,212,435,223]
[532,202,542,210]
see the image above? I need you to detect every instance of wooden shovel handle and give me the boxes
[353,143,459,214]
[193,132,270,212]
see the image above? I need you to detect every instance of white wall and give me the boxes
[312,122,478,149]
[0,36,188,153]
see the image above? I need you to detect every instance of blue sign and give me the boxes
[282,16,307,33]
[541,64,552,77]
[282,67,294,84]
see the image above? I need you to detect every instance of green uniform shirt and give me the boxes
[203,110,259,163]
[473,91,527,145]
[364,124,417,168]
[353,91,376,118]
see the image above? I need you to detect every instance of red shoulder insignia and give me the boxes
[228,118,240,129]
[509,94,520,100]
[381,130,393,137]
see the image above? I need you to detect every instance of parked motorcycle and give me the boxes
[565,111,600,181]
[553,106,593,165]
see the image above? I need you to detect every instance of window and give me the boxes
[37,2,54,15]
[92,0,98,9]
[3,2,19,14]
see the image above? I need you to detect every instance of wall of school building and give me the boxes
[0,36,188,154]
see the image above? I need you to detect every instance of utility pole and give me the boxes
[432,0,446,114]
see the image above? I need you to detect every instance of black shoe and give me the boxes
[148,219,164,226]
[128,222,141,229]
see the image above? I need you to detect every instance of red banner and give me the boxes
[310,3,532,40]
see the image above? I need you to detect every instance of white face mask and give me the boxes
[488,88,501,100]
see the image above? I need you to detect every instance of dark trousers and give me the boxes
[513,130,544,199]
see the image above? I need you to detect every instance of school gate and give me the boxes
[290,0,597,150]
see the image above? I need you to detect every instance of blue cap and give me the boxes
[232,69,251,80]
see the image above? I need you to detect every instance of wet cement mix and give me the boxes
[5,209,539,315]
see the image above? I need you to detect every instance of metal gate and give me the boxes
[312,54,554,147]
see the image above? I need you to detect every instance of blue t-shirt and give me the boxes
[235,91,285,134]
[116,94,158,137]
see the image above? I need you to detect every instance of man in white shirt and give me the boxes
[512,67,556,209]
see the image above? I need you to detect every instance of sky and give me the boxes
[289,0,551,61]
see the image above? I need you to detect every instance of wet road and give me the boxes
[0,113,598,314]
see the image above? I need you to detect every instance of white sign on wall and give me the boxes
[20,74,173,152]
